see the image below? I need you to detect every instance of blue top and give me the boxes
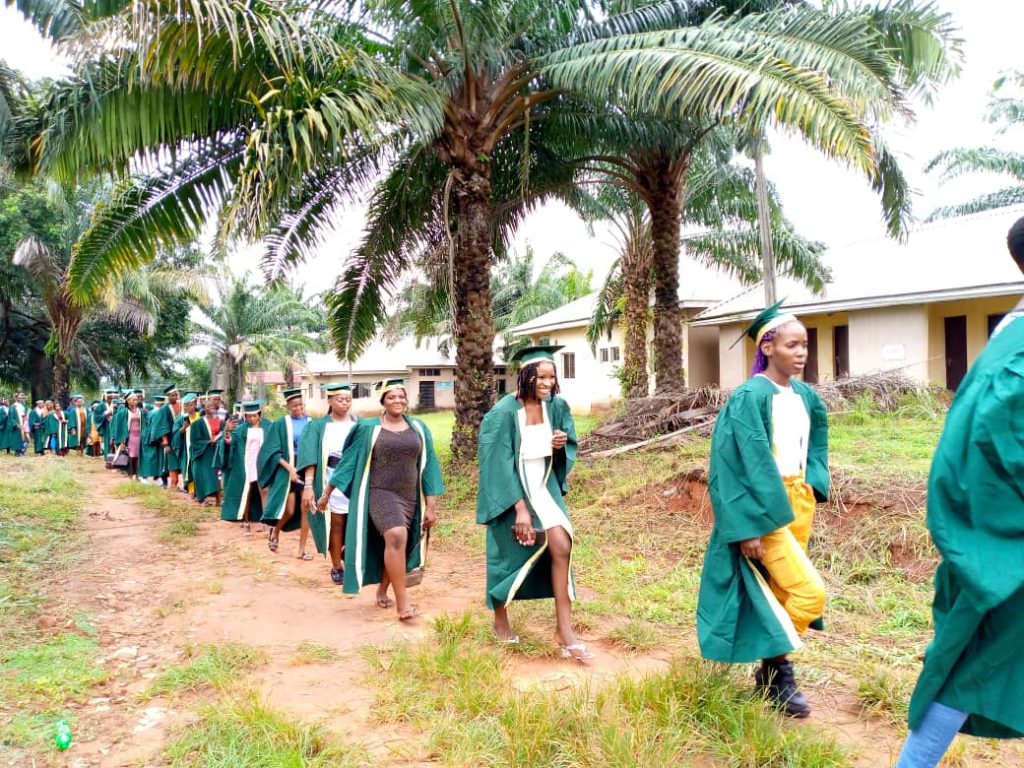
[291,415,309,453]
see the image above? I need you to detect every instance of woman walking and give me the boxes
[303,383,358,584]
[111,393,147,479]
[219,401,266,533]
[476,346,590,660]
[696,302,829,718]
[258,388,311,554]
[324,379,443,620]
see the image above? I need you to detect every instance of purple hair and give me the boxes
[751,328,777,376]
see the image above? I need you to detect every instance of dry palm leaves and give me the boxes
[582,372,941,456]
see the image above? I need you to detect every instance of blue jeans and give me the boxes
[895,701,968,768]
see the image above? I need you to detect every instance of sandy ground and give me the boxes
[24,459,1022,768]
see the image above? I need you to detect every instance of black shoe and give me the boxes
[330,567,344,585]
[755,660,811,718]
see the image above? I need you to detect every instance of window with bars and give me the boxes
[418,368,441,377]
[611,346,620,362]
[600,348,609,362]
[561,352,576,379]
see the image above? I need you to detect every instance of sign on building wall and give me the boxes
[437,381,454,391]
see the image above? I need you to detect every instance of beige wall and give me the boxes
[848,305,930,382]
[718,322,751,388]
[539,326,623,413]
[801,311,849,382]
[926,296,1019,385]
[687,324,720,388]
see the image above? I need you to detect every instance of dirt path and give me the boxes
[42,461,1018,768]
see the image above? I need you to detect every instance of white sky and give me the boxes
[2,0,1022,294]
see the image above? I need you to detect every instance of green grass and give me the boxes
[364,612,850,767]
[605,620,661,652]
[0,456,106,755]
[289,640,341,665]
[164,691,368,768]
[145,643,264,699]
[113,480,207,544]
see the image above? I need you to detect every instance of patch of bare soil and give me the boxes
[35,461,1022,768]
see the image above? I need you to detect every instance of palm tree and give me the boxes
[927,70,1024,219]
[383,246,591,358]
[586,145,827,396]
[191,276,322,406]
[18,0,960,457]
[10,181,206,402]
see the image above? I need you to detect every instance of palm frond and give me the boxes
[927,186,1024,221]
[925,147,1024,184]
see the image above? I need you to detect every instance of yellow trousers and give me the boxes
[759,476,826,635]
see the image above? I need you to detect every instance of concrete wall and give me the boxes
[926,295,1019,385]
[687,324,720,388]
[538,326,623,413]
[717,322,752,388]
[801,311,849,382]
[847,305,930,382]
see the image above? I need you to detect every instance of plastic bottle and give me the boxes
[54,718,72,751]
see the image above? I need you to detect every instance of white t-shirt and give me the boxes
[244,427,264,483]
[758,375,810,479]
[324,419,355,513]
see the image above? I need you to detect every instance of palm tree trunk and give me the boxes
[52,351,70,407]
[450,167,496,462]
[620,218,652,399]
[645,161,688,393]
[283,363,295,389]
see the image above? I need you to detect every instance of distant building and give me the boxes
[511,206,1024,408]
[250,336,514,415]
[694,206,1024,390]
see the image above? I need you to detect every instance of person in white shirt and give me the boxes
[220,401,268,534]
[305,384,359,584]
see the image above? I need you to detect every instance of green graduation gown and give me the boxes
[476,394,578,609]
[65,405,86,449]
[696,375,829,664]
[257,415,309,531]
[218,421,264,523]
[906,317,1024,739]
[0,405,9,452]
[295,415,357,556]
[139,408,164,479]
[172,413,196,482]
[149,403,179,471]
[189,416,223,501]
[92,401,111,453]
[28,408,46,453]
[330,416,445,595]
[8,403,27,452]
[44,411,66,451]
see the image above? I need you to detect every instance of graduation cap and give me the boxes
[70,393,84,401]
[242,401,263,413]
[104,388,119,395]
[206,389,224,397]
[132,388,144,395]
[322,383,352,393]
[154,395,167,404]
[282,387,303,402]
[181,393,198,404]
[376,378,406,395]
[163,384,178,396]
[233,402,243,413]
[90,400,100,406]
[512,344,564,367]
[731,300,799,349]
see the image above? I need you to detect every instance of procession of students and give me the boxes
[3,213,1023,767]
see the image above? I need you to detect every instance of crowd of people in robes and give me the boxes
[3,220,1023,767]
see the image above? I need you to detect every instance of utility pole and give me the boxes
[754,138,778,306]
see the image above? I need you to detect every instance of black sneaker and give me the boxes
[330,567,344,585]
[754,659,811,718]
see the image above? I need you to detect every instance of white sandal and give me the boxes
[560,642,595,662]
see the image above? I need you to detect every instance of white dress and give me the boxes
[323,420,355,514]
[516,404,573,536]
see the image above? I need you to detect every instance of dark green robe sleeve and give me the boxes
[416,418,445,496]
[476,400,524,525]
[329,421,368,498]
[149,404,174,445]
[550,396,577,495]
[707,389,795,544]
[257,417,285,489]
[295,417,324,474]
[797,383,829,502]
[110,408,128,446]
